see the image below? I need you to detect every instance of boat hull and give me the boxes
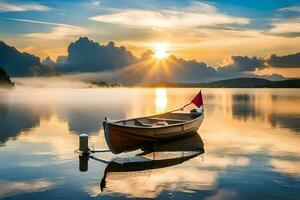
[103,114,204,154]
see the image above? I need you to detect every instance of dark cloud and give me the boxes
[271,32,300,38]
[58,37,137,72]
[71,54,219,84]
[140,49,154,60]
[171,56,218,83]
[61,47,286,84]
[124,55,219,83]
[1,37,298,82]
[55,37,219,82]
[218,56,266,74]
[56,56,67,65]
[267,52,300,68]
[256,73,285,81]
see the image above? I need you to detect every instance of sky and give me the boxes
[0,0,300,77]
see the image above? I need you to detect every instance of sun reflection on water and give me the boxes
[0,88,300,199]
[155,88,167,113]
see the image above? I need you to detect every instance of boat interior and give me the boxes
[115,112,201,127]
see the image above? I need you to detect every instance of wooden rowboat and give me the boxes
[103,109,204,154]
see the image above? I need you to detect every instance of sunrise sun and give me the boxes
[154,43,168,59]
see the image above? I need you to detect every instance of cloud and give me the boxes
[7,18,80,29]
[87,0,100,7]
[89,2,250,28]
[60,37,137,72]
[61,53,283,84]
[278,5,300,12]
[25,26,88,40]
[7,18,89,40]
[270,159,300,178]
[270,18,300,34]
[0,0,50,12]
[267,52,300,68]
[218,56,266,74]
[60,55,219,84]
[0,179,55,198]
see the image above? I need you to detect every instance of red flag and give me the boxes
[191,90,203,108]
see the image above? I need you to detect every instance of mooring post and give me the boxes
[79,134,89,153]
[79,155,89,172]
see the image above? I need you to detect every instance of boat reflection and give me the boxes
[79,132,204,193]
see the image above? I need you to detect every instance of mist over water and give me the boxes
[0,87,299,199]
[12,77,90,88]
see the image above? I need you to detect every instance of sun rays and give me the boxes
[154,43,168,60]
[112,42,189,85]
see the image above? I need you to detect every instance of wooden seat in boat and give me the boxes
[149,117,188,123]
[134,119,152,127]
[135,119,169,127]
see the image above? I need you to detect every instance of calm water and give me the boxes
[0,88,300,199]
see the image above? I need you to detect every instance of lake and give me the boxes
[0,88,300,199]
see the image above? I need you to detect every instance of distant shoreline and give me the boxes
[6,77,300,89]
[127,78,300,88]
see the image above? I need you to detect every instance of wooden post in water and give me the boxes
[79,155,89,172]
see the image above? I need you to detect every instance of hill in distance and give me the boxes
[203,78,300,88]
[0,41,42,76]
[139,78,300,88]
[0,67,14,88]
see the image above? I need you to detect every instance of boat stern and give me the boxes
[103,118,114,153]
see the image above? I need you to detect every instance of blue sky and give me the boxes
[0,0,300,76]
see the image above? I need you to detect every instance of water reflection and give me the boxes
[79,132,204,197]
[0,179,55,199]
[155,88,167,113]
[0,101,40,144]
[269,113,300,133]
[0,88,299,199]
[231,94,261,120]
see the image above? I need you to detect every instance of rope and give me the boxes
[167,102,192,113]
